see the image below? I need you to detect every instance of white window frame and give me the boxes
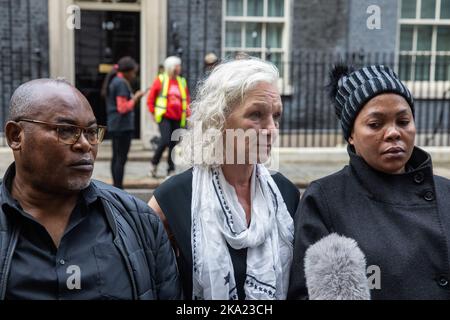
[75,0,141,12]
[398,0,450,98]
[222,0,292,95]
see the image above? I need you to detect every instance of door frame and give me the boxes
[48,0,166,147]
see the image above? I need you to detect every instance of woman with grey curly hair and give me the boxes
[148,58,299,300]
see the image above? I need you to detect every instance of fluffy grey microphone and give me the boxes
[304,233,371,300]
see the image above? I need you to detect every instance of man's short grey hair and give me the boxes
[179,57,280,166]
[8,78,72,121]
[164,56,182,75]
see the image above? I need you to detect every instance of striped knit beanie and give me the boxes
[328,64,414,141]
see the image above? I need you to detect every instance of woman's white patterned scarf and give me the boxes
[191,164,294,300]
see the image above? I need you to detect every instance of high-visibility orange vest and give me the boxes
[155,73,188,127]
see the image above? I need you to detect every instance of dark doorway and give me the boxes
[75,10,141,139]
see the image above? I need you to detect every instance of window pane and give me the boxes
[226,22,242,47]
[441,0,450,19]
[437,27,450,51]
[420,0,436,18]
[417,26,432,51]
[226,0,243,16]
[267,23,283,48]
[248,0,264,16]
[268,0,284,17]
[245,23,262,48]
[435,56,450,81]
[415,55,431,80]
[267,52,284,77]
[401,0,417,18]
[400,25,414,51]
[399,55,413,81]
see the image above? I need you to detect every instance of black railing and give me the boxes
[278,51,450,147]
[183,50,450,147]
[1,50,450,148]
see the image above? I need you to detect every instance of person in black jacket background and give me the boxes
[0,78,181,300]
[288,64,450,300]
[102,57,146,189]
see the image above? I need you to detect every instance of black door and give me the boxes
[75,10,141,139]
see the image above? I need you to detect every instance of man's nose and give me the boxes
[72,131,92,153]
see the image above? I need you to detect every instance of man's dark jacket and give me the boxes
[0,173,182,300]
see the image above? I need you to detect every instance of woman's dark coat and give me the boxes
[288,146,450,300]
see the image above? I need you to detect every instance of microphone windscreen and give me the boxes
[304,233,371,300]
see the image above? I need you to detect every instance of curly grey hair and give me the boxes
[179,57,280,167]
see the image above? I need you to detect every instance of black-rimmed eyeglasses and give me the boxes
[16,119,107,145]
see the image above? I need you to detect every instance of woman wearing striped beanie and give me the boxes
[288,64,450,300]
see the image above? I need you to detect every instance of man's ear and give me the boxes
[5,121,24,151]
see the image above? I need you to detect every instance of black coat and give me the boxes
[154,168,300,300]
[288,146,450,300]
[0,164,182,300]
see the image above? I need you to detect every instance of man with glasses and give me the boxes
[0,78,181,300]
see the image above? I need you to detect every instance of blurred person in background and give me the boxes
[102,56,145,189]
[147,56,190,178]
[204,52,219,74]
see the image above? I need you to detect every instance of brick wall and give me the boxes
[167,0,222,91]
[0,0,49,130]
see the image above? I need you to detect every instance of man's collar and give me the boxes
[81,182,101,206]
[0,163,21,211]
